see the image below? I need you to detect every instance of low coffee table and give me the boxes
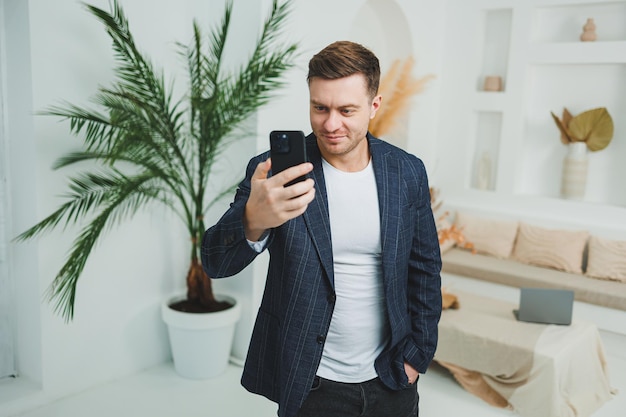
[434,290,615,417]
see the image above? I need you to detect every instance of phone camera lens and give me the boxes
[271,132,291,154]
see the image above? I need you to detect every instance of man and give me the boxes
[202,40,442,417]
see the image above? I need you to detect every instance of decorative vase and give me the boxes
[561,142,588,200]
[162,293,241,379]
[483,75,503,92]
[580,18,597,42]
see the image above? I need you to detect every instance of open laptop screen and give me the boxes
[513,288,574,325]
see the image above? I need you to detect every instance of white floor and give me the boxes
[2,329,624,417]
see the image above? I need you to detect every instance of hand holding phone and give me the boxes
[244,134,314,240]
[269,130,308,187]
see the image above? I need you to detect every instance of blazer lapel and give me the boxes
[370,137,401,282]
[302,136,335,288]
[301,134,402,289]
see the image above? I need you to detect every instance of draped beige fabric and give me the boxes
[435,291,615,417]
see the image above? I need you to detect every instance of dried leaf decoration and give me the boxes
[551,111,574,145]
[569,108,614,151]
[558,108,574,144]
[429,187,475,253]
[550,107,614,151]
[369,56,434,138]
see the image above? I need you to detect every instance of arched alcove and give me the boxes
[350,0,413,64]
[349,0,415,149]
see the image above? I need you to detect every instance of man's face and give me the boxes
[309,73,381,169]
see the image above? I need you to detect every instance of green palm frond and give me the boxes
[43,102,114,152]
[17,0,298,321]
[16,168,165,240]
[45,172,166,321]
[84,1,172,118]
[67,152,186,212]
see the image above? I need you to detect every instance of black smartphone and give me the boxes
[269,130,308,186]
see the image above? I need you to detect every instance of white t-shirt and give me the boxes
[316,158,390,383]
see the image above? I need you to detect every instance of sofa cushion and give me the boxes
[455,212,518,259]
[512,223,589,274]
[586,235,626,283]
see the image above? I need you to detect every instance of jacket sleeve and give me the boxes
[201,153,272,279]
[403,158,442,374]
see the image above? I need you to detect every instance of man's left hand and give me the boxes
[404,362,419,385]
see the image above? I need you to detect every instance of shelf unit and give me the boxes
[436,0,626,233]
[529,41,626,63]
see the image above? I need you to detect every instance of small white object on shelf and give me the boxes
[483,75,503,91]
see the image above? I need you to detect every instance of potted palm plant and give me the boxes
[16,0,298,378]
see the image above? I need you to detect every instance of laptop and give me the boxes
[513,287,574,325]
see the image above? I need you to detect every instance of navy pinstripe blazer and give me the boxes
[202,133,442,417]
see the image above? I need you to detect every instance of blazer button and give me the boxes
[327,293,336,303]
[316,335,326,344]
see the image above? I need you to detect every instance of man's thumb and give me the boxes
[253,158,272,179]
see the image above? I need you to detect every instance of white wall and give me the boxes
[2,0,42,399]
[1,0,446,414]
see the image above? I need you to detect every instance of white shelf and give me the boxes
[437,0,626,232]
[529,40,626,63]
[532,1,626,43]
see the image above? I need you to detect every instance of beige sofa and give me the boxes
[442,248,626,311]
[438,211,626,314]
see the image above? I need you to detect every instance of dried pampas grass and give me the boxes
[369,56,434,138]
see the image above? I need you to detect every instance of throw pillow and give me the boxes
[455,212,518,258]
[512,223,589,273]
[585,235,626,282]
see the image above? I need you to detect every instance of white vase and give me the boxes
[561,142,588,200]
[162,293,241,379]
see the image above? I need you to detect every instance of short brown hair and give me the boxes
[307,41,380,99]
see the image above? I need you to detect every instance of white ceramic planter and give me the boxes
[161,293,241,379]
